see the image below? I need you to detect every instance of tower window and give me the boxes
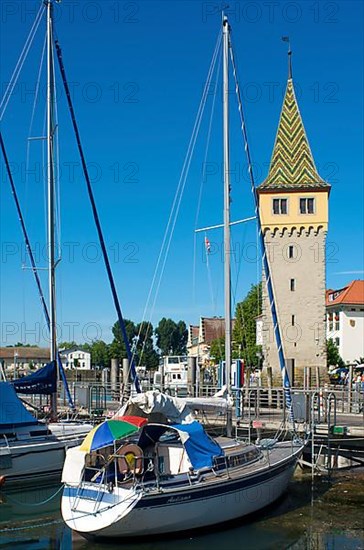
[272,198,288,215]
[300,197,315,214]
[291,315,295,326]
[290,279,296,291]
[288,245,295,259]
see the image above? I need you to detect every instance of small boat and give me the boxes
[61,14,304,538]
[0,0,95,488]
[0,382,90,488]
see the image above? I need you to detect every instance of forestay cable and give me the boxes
[54,39,141,393]
[0,131,75,409]
[135,30,222,368]
[0,2,45,122]
[229,35,294,424]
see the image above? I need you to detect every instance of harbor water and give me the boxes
[0,470,363,549]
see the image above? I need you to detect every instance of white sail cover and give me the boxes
[62,446,87,484]
[116,391,195,424]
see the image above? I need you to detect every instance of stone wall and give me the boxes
[261,227,327,386]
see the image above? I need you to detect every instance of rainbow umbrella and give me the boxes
[80,418,146,452]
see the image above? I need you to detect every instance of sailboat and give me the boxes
[0,1,94,488]
[61,15,304,539]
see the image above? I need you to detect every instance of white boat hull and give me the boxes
[1,424,92,488]
[62,447,300,539]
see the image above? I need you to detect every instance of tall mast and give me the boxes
[47,0,57,419]
[223,15,232,436]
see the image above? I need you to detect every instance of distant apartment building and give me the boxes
[326,280,364,364]
[60,347,91,370]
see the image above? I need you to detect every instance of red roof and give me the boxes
[326,280,364,307]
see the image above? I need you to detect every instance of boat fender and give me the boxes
[117,444,144,475]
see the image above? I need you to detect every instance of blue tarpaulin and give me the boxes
[138,421,224,471]
[172,421,224,470]
[0,382,38,427]
[12,361,57,395]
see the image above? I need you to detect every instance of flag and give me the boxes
[282,36,289,42]
[205,236,211,254]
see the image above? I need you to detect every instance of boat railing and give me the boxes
[71,466,107,513]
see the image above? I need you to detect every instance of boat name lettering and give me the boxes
[167,495,191,503]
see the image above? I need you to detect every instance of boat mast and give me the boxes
[47,0,57,420]
[222,15,232,436]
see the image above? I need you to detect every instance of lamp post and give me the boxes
[14,351,18,380]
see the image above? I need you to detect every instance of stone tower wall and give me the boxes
[261,226,327,386]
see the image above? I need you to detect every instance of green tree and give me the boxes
[89,340,110,369]
[233,283,262,368]
[110,319,137,361]
[58,341,78,350]
[135,322,159,370]
[155,318,188,356]
[7,343,38,348]
[209,336,225,363]
[327,339,345,368]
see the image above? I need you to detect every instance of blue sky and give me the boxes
[0,0,363,347]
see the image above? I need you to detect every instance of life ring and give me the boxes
[117,444,143,475]
[0,475,6,487]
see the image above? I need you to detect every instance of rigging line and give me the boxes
[231,221,249,312]
[141,30,221,324]
[133,30,222,368]
[52,38,62,261]
[0,2,45,122]
[229,36,294,424]
[54,39,141,394]
[145,32,222,333]
[0,131,75,409]
[205,233,217,313]
[27,33,47,143]
[43,103,48,257]
[193,47,222,305]
[25,32,47,265]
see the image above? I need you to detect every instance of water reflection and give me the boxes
[0,476,363,550]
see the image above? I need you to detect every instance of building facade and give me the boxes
[0,347,50,376]
[257,56,330,384]
[187,317,235,365]
[60,347,91,370]
[326,280,364,364]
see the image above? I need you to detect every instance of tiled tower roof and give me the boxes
[259,78,330,191]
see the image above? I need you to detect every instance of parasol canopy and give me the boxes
[80,418,147,452]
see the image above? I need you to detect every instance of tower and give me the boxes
[257,50,330,385]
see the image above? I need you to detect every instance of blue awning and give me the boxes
[0,382,38,428]
[12,361,56,395]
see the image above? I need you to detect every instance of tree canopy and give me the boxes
[110,319,159,370]
[155,318,187,356]
[327,339,345,368]
[233,283,262,367]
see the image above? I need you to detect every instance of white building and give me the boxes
[60,347,91,370]
[326,280,364,364]
[255,315,263,346]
